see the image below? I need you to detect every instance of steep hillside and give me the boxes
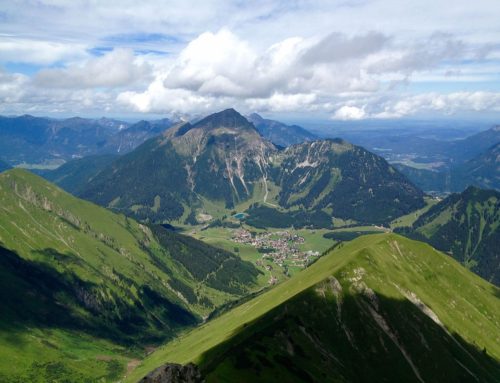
[247,113,317,147]
[393,163,448,193]
[397,187,500,285]
[128,234,500,382]
[452,142,500,191]
[36,154,119,194]
[81,109,424,225]
[0,169,260,381]
[165,109,276,208]
[274,139,424,224]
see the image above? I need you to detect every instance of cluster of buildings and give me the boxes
[232,229,320,273]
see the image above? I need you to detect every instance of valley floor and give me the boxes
[182,224,387,283]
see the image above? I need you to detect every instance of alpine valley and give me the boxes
[1,109,499,383]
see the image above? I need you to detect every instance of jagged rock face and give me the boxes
[80,109,276,220]
[138,363,204,383]
[165,109,276,208]
[275,139,425,223]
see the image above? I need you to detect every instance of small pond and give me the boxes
[233,212,248,220]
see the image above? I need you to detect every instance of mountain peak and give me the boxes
[248,112,264,122]
[194,108,254,131]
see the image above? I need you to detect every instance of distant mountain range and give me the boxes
[337,124,500,168]
[0,113,318,168]
[396,139,500,193]
[0,115,173,166]
[128,233,500,383]
[247,113,317,147]
[397,186,500,285]
[77,108,424,226]
[449,125,500,164]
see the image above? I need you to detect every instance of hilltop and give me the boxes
[274,138,423,223]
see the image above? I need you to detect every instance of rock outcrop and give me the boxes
[138,363,204,383]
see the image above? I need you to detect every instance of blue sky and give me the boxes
[0,0,499,121]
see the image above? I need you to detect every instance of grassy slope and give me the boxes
[0,169,259,382]
[127,233,500,382]
[400,187,500,285]
[390,196,440,229]
[0,169,237,316]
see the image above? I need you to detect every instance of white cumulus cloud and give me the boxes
[333,105,367,120]
[34,49,152,89]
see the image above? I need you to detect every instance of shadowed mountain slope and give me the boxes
[128,233,500,382]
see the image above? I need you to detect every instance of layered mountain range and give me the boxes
[394,126,500,193]
[78,109,424,225]
[396,142,500,194]
[0,115,173,165]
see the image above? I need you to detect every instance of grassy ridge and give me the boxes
[0,169,260,382]
[127,233,500,382]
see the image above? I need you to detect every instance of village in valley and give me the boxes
[231,228,320,284]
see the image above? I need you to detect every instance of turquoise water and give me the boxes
[233,213,247,219]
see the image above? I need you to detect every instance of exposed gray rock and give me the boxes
[138,363,204,383]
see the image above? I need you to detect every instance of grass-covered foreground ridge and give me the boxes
[0,169,260,382]
[128,233,500,383]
